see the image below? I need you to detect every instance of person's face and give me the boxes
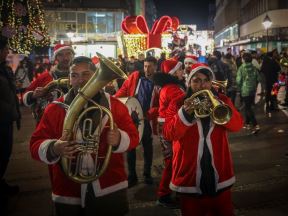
[189,72,212,92]
[174,68,184,81]
[184,61,193,72]
[70,62,94,90]
[144,61,157,80]
[56,49,74,68]
[0,45,9,62]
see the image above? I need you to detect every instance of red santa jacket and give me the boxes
[163,93,243,194]
[23,71,53,106]
[158,84,185,123]
[30,93,139,206]
[114,71,159,134]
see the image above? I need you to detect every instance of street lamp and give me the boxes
[262,14,272,52]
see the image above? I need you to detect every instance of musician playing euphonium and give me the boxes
[162,63,243,216]
[23,44,74,123]
[29,56,139,216]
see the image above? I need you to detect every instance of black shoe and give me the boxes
[0,180,20,196]
[144,175,154,185]
[128,177,138,188]
[156,195,180,209]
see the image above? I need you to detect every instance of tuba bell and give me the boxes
[185,89,232,125]
[212,79,228,94]
[60,53,128,183]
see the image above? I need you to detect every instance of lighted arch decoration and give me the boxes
[120,15,179,57]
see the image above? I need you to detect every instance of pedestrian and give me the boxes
[29,56,139,216]
[162,63,243,216]
[0,37,21,215]
[23,44,74,123]
[115,56,159,188]
[153,59,185,208]
[237,52,260,134]
[260,49,281,113]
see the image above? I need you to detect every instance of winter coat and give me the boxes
[236,62,260,97]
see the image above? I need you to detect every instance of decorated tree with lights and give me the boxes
[0,0,50,54]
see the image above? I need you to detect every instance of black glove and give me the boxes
[16,118,21,130]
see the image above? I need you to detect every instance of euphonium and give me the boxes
[185,89,232,125]
[61,52,128,183]
[32,78,69,122]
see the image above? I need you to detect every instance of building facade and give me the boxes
[42,0,145,58]
[214,0,288,54]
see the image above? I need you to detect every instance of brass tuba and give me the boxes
[185,89,232,125]
[60,53,128,183]
[32,78,70,122]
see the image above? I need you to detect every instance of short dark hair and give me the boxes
[0,37,8,50]
[242,52,252,63]
[144,56,157,65]
[71,56,97,72]
[213,50,222,60]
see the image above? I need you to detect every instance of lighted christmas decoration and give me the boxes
[0,0,50,54]
[120,15,179,57]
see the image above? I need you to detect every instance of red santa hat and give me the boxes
[161,59,182,75]
[184,54,198,64]
[52,44,74,61]
[186,63,215,86]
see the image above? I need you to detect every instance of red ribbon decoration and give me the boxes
[121,15,179,48]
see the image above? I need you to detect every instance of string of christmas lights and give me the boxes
[0,0,50,54]
[123,34,147,57]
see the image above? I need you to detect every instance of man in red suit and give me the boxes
[163,63,243,216]
[30,56,139,216]
[23,44,74,122]
[153,59,185,208]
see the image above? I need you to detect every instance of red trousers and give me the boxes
[157,157,172,197]
[179,189,234,216]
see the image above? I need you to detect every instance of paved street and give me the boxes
[4,91,288,216]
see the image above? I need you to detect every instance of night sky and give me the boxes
[154,0,211,30]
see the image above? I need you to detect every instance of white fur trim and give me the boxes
[157,117,165,123]
[38,139,60,164]
[52,193,81,205]
[184,58,197,64]
[196,120,204,194]
[168,62,182,75]
[186,65,215,87]
[217,176,236,190]
[170,182,199,193]
[112,129,130,153]
[53,46,74,61]
[23,91,34,107]
[81,180,128,207]
[178,108,194,126]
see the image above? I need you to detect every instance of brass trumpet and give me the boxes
[212,80,228,94]
[185,89,232,125]
[61,53,128,183]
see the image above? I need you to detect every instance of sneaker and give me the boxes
[156,195,180,209]
[243,124,251,130]
[251,125,260,134]
[144,175,154,185]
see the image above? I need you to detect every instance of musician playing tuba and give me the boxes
[29,56,139,216]
[23,44,74,123]
[162,63,243,216]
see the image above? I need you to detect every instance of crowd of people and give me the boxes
[1,32,288,216]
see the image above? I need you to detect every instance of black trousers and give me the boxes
[127,119,153,179]
[54,188,129,216]
[0,121,14,180]
[243,95,257,126]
